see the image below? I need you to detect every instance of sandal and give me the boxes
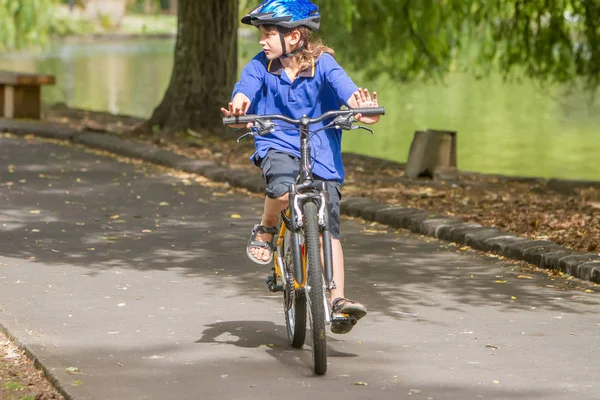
[331,297,367,334]
[246,224,278,265]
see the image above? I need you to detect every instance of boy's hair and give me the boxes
[265,25,335,75]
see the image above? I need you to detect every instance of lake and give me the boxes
[1,37,598,181]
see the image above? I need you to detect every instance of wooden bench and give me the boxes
[0,71,56,120]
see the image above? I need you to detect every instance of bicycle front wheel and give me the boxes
[303,201,327,375]
[282,228,306,348]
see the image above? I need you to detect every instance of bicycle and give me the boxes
[223,106,385,375]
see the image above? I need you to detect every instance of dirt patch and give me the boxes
[43,103,600,254]
[0,330,63,400]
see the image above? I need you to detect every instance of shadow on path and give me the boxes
[1,136,598,320]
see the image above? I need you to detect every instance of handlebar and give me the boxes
[222,107,385,126]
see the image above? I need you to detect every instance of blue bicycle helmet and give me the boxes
[242,0,321,32]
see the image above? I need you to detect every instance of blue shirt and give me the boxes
[232,52,358,183]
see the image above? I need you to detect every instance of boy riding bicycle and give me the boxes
[221,0,381,334]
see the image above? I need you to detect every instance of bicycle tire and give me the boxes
[303,201,327,375]
[282,228,306,348]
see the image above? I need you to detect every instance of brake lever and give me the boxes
[236,131,255,142]
[332,115,374,135]
[332,115,354,131]
[256,119,276,136]
[355,125,374,135]
[236,119,276,142]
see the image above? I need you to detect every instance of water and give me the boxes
[1,38,598,180]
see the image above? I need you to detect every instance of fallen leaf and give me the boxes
[495,280,507,284]
[65,367,80,373]
[585,289,594,293]
[493,380,500,384]
[587,201,600,209]
[362,229,388,234]
[517,275,533,279]
[353,382,368,386]
[159,202,170,206]
[511,296,517,300]
[231,214,242,219]
[29,210,41,214]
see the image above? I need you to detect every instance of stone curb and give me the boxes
[0,323,74,400]
[2,120,599,284]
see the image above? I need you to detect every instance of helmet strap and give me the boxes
[278,30,305,59]
[278,31,288,59]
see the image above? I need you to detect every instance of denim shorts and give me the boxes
[257,150,342,239]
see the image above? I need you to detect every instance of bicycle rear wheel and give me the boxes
[282,228,306,348]
[303,201,327,375]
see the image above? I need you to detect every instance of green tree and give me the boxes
[141,0,238,137]
[0,0,57,50]
[319,0,600,87]
[146,0,600,136]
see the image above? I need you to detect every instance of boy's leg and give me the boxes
[325,182,367,333]
[247,151,298,264]
[329,238,345,303]
[249,194,287,263]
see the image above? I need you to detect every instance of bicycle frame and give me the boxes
[224,108,385,291]
[286,120,334,290]
[271,129,334,295]
[225,107,385,375]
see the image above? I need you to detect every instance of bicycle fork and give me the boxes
[289,182,335,323]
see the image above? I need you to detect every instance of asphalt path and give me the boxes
[0,135,599,400]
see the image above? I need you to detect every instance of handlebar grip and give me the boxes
[352,107,386,116]
[223,115,258,125]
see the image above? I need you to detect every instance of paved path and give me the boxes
[0,135,599,400]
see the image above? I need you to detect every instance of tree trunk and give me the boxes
[141,0,238,138]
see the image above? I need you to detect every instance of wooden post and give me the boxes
[13,86,41,119]
[404,129,458,180]
[3,85,14,119]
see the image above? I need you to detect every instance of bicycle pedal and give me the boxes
[265,276,283,292]
[331,315,358,334]
[268,284,283,292]
[331,314,358,326]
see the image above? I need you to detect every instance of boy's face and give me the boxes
[258,26,300,60]
[258,26,284,59]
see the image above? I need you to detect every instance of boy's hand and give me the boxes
[350,88,380,124]
[220,94,253,128]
